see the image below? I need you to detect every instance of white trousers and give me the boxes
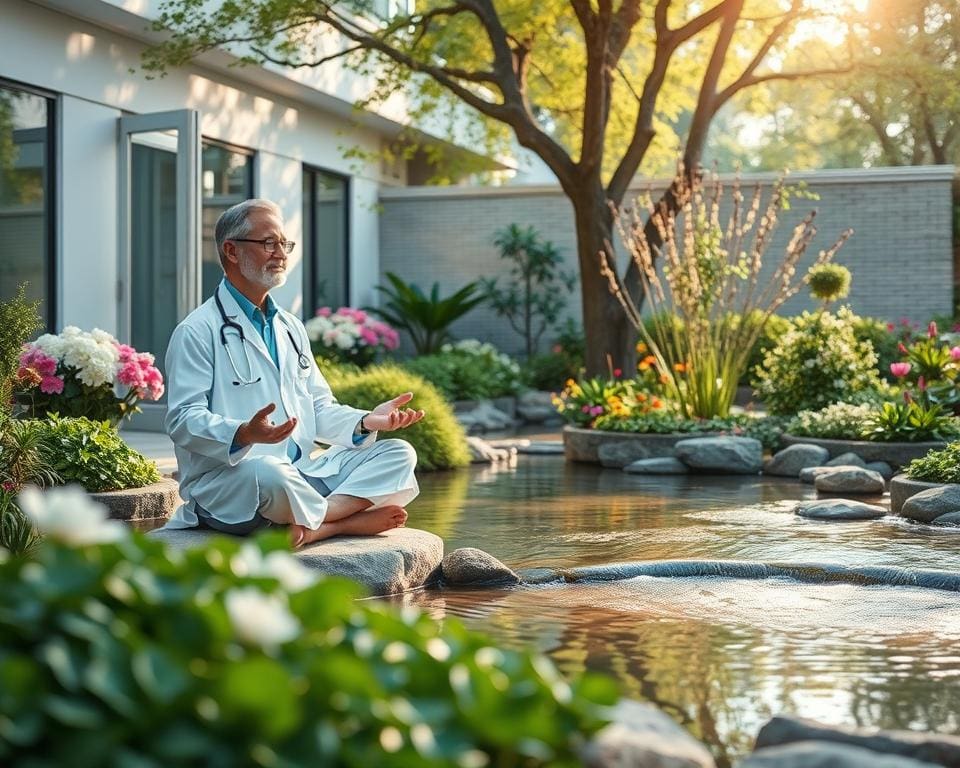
[195,438,419,534]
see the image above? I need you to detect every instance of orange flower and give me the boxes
[659,373,670,384]
[636,341,648,354]
[651,397,663,409]
[637,392,647,402]
[673,362,688,373]
[642,355,657,365]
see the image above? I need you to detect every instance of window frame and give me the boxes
[303,164,351,313]
[0,76,58,331]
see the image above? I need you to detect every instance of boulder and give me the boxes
[581,700,716,768]
[932,511,960,526]
[825,452,867,468]
[753,715,960,767]
[814,467,885,495]
[598,441,654,468]
[900,484,960,524]
[739,741,941,768]
[465,436,517,464]
[624,457,690,475]
[763,444,830,477]
[795,499,887,521]
[453,400,514,433]
[91,477,181,521]
[517,390,561,424]
[799,465,859,485]
[864,461,894,480]
[441,547,521,586]
[890,475,944,514]
[147,526,443,596]
[674,437,763,474]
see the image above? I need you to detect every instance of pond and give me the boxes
[401,455,960,767]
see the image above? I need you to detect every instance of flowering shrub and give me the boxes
[304,307,399,367]
[886,321,960,412]
[594,412,787,451]
[752,307,886,415]
[552,374,668,428]
[786,402,876,440]
[0,486,618,767]
[404,339,523,401]
[14,327,163,423]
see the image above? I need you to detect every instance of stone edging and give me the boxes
[563,426,726,467]
[91,477,181,521]
[780,434,946,467]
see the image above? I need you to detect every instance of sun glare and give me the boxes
[792,0,870,47]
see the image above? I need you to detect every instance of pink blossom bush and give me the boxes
[304,307,399,367]
[15,327,164,423]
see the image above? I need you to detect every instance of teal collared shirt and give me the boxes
[223,278,280,368]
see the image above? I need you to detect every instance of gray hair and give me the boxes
[214,198,283,265]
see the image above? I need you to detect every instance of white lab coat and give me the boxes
[163,284,377,529]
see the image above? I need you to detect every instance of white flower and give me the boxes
[231,543,319,592]
[18,485,128,546]
[224,587,300,647]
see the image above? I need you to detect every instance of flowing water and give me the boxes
[402,455,960,766]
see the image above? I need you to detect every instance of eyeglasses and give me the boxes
[231,237,296,255]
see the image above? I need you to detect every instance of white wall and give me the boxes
[1,0,389,328]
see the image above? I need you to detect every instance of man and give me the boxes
[164,198,423,547]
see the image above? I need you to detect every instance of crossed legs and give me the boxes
[288,494,408,547]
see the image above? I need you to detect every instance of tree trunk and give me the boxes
[571,190,637,377]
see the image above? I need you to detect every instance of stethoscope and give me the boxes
[214,287,311,386]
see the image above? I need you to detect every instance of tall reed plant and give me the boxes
[601,171,852,419]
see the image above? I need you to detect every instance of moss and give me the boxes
[324,363,471,471]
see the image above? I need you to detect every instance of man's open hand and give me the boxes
[235,403,297,447]
[362,392,425,432]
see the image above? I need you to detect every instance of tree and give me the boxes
[144,0,850,375]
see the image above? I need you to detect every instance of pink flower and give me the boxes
[886,323,895,332]
[898,342,909,355]
[918,376,927,392]
[40,375,64,395]
[115,343,136,362]
[903,390,914,404]
[590,405,604,416]
[1,481,15,493]
[317,307,332,317]
[359,327,378,346]
[581,405,591,413]
[928,321,938,339]
[613,368,622,378]
[889,362,911,378]
[118,361,146,388]
[950,347,960,361]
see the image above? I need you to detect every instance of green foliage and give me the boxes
[744,313,792,385]
[807,263,851,304]
[0,284,42,414]
[905,441,960,483]
[325,364,471,471]
[521,319,586,391]
[786,402,877,440]
[403,341,523,402]
[371,273,487,355]
[853,316,900,380]
[0,530,619,766]
[481,224,576,359]
[0,417,59,555]
[861,400,960,443]
[594,412,787,452]
[39,416,161,492]
[753,308,886,415]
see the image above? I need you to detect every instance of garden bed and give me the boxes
[563,426,724,467]
[889,474,948,514]
[780,434,947,468]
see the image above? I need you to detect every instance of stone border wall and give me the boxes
[379,166,955,356]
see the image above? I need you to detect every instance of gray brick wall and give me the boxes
[379,167,955,356]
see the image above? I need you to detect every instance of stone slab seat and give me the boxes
[91,477,181,521]
[147,526,444,596]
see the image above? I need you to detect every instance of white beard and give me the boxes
[238,252,287,289]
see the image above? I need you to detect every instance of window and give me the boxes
[201,140,254,300]
[303,167,349,312]
[0,80,55,328]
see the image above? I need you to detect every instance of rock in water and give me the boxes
[674,437,763,474]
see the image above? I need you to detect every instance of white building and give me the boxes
[0,0,502,426]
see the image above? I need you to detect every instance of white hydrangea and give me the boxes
[230,542,319,592]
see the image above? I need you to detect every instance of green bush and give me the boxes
[808,263,851,303]
[0,510,618,766]
[326,363,471,471]
[403,341,523,401]
[523,320,585,391]
[0,417,60,555]
[786,402,876,439]
[0,284,42,414]
[752,308,886,415]
[852,316,900,379]
[39,416,161,492]
[905,441,960,483]
[861,401,960,442]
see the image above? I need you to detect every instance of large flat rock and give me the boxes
[91,478,181,521]
[147,526,443,596]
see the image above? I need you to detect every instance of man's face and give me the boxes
[232,208,289,290]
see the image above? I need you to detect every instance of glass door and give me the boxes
[118,110,200,425]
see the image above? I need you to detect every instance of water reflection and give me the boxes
[406,456,960,764]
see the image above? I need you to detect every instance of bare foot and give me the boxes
[291,505,408,548]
